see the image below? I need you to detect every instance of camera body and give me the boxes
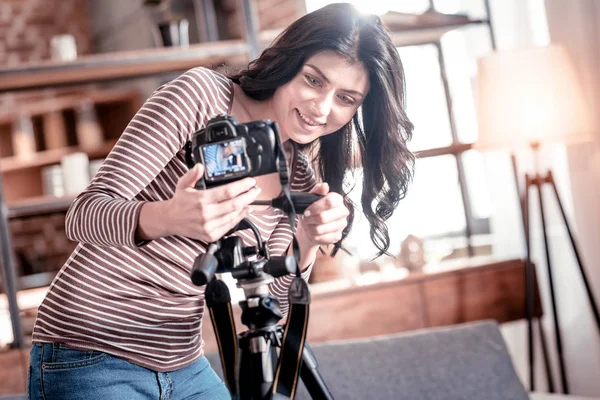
[186,114,285,189]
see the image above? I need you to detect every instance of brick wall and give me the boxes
[0,0,91,66]
[9,212,76,280]
[218,0,304,39]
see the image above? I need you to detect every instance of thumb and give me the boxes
[310,182,329,196]
[177,163,204,190]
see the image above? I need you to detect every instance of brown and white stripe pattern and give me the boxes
[32,67,316,372]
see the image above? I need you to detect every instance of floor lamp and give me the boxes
[475,44,600,394]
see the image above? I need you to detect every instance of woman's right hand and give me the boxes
[164,163,261,242]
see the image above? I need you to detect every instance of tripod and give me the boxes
[193,220,334,399]
[522,142,600,394]
[226,279,332,400]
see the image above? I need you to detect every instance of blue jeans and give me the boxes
[28,343,231,400]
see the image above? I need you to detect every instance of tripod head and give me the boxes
[191,217,300,328]
[190,218,296,287]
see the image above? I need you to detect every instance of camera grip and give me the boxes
[268,192,324,214]
[289,193,324,213]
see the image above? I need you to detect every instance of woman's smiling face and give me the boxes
[271,50,370,144]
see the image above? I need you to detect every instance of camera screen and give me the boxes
[201,138,249,179]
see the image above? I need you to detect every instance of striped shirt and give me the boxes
[32,67,316,372]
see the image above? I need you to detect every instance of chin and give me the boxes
[290,136,313,144]
[288,133,318,145]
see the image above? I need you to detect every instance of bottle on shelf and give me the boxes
[75,99,104,150]
[11,113,37,158]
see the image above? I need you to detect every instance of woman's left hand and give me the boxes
[296,182,350,253]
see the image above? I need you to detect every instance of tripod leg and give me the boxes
[548,172,600,335]
[299,343,334,400]
[239,336,276,400]
[536,176,569,394]
[524,175,536,391]
[537,317,555,392]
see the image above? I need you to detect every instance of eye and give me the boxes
[305,74,321,87]
[338,94,355,105]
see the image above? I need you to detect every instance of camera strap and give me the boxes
[271,144,311,399]
[205,278,240,397]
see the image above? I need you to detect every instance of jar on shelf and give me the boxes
[11,113,37,158]
[41,164,65,197]
[61,152,90,195]
[43,110,68,149]
[75,99,104,150]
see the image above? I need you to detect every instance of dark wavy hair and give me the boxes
[229,3,415,258]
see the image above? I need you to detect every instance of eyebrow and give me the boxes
[305,64,366,97]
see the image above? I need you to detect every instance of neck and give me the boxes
[234,84,289,143]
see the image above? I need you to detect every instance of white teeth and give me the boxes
[297,110,321,126]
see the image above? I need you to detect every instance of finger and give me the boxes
[303,206,349,225]
[202,178,257,202]
[177,164,204,191]
[313,232,344,245]
[204,207,250,240]
[310,182,330,196]
[310,217,348,237]
[204,186,261,219]
[204,207,248,233]
[304,192,343,217]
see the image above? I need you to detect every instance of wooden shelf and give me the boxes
[0,88,141,125]
[7,195,76,219]
[0,39,251,92]
[0,140,116,173]
[389,19,487,47]
[258,15,488,48]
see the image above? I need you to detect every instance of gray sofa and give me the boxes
[2,321,595,400]
[205,320,598,400]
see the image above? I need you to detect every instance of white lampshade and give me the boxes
[475,44,593,150]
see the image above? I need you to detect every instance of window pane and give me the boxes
[399,45,454,151]
[461,149,492,220]
[441,26,493,143]
[345,155,467,260]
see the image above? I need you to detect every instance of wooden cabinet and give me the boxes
[200,258,542,353]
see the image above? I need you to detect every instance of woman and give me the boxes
[28,3,414,399]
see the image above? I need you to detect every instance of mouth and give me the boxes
[295,109,325,129]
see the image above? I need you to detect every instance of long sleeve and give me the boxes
[65,67,232,247]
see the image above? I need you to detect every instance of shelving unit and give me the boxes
[0,40,251,92]
[1,139,117,174]
[0,87,139,204]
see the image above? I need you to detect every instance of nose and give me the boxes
[312,92,334,118]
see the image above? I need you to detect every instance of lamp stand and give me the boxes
[523,142,600,394]
[511,152,554,393]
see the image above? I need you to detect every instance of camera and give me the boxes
[185,114,285,190]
